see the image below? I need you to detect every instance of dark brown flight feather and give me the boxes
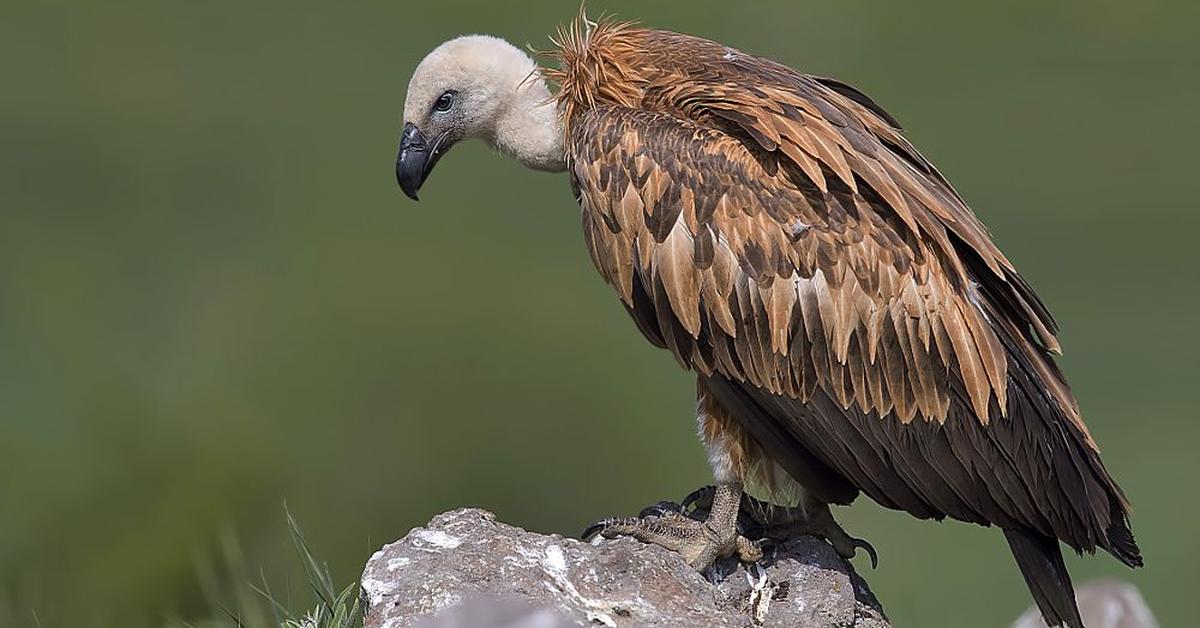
[548,17,1139,628]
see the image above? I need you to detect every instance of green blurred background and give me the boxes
[2,1,1196,626]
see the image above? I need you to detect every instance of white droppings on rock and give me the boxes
[543,545,567,577]
[509,541,545,568]
[538,545,619,625]
[386,556,410,571]
[410,528,462,550]
[747,564,775,625]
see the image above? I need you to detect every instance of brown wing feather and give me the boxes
[570,104,994,424]
[556,23,1137,564]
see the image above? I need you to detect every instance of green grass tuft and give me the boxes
[185,505,362,628]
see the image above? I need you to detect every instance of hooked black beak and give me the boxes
[395,122,447,201]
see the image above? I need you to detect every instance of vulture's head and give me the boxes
[396,35,565,200]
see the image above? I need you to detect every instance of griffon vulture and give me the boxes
[394,17,1141,628]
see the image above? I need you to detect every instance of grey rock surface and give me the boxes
[1010,579,1159,628]
[361,508,888,628]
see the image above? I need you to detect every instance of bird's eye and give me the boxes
[432,91,455,113]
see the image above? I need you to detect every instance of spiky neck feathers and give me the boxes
[546,19,648,134]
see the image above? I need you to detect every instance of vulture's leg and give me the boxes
[681,376,878,567]
[581,383,763,571]
[582,481,762,570]
[680,485,877,567]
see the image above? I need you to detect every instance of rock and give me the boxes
[1010,579,1159,628]
[360,508,889,628]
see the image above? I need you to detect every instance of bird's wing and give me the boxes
[571,99,1009,426]
[638,30,1062,350]
[567,94,1134,560]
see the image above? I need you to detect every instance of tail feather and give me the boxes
[1104,494,1143,568]
[1004,528,1083,628]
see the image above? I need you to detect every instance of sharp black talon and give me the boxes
[856,537,879,569]
[581,519,611,540]
[756,536,782,552]
[639,500,683,519]
[681,485,715,510]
